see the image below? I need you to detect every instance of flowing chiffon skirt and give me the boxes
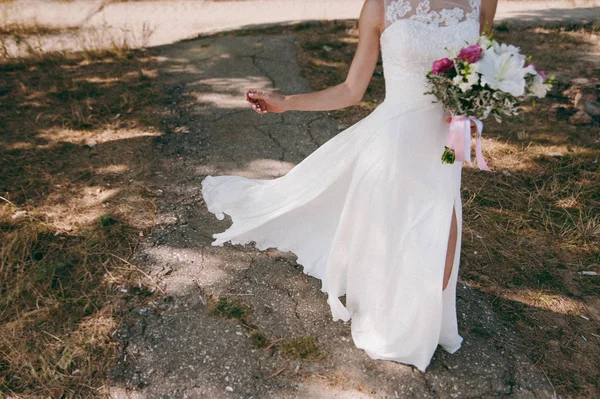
[201,98,464,372]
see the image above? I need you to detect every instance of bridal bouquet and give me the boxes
[425,34,553,171]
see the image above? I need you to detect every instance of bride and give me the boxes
[201,0,498,372]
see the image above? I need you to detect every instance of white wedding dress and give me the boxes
[201,0,481,372]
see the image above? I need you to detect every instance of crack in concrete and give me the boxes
[227,254,257,293]
[266,281,306,333]
[258,113,285,125]
[284,286,303,323]
[211,109,247,123]
[196,246,206,274]
[190,247,209,305]
[250,40,278,90]
[254,125,286,161]
[306,115,328,148]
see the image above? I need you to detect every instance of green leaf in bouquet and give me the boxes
[441,147,456,164]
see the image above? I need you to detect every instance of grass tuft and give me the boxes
[207,296,328,362]
[279,337,327,362]
[208,295,268,349]
[210,296,249,320]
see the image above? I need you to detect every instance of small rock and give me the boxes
[337,124,347,130]
[11,210,27,219]
[322,45,332,52]
[86,141,97,148]
[225,386,233,392]
[569,110,592,125]
[571,77,590,85]
[584,101,600,117]
[574,89,598,110]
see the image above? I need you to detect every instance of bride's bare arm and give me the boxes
[480,0,498,34]
[246,0,383,114]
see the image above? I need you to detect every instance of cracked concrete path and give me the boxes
[108,34,558,398]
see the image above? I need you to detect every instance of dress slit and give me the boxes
[442,199,459,292]
[437,193,464,354]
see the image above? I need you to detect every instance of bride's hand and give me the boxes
[246,89,286,114]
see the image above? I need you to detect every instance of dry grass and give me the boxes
[293,20,600,398]
[0,23,166,397]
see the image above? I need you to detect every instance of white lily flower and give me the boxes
[493,42,521,56]
[474,50,528,97]
[493,42,528,65]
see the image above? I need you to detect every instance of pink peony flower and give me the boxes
[432,58,454,75]
[458,43,482,63]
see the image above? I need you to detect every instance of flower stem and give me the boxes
[441,147,456,164]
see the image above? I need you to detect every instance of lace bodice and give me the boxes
[384,0,480,28]
[380,0,481,104]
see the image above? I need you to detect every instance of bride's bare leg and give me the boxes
[443,207,458,291]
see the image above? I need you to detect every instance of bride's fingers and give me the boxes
[246,89,272,114]
[248,90,271,102]
[251,102,263,113]
[246,88,262,103]
[249,99,267,114]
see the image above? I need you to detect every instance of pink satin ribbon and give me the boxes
[445,115,490,171]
